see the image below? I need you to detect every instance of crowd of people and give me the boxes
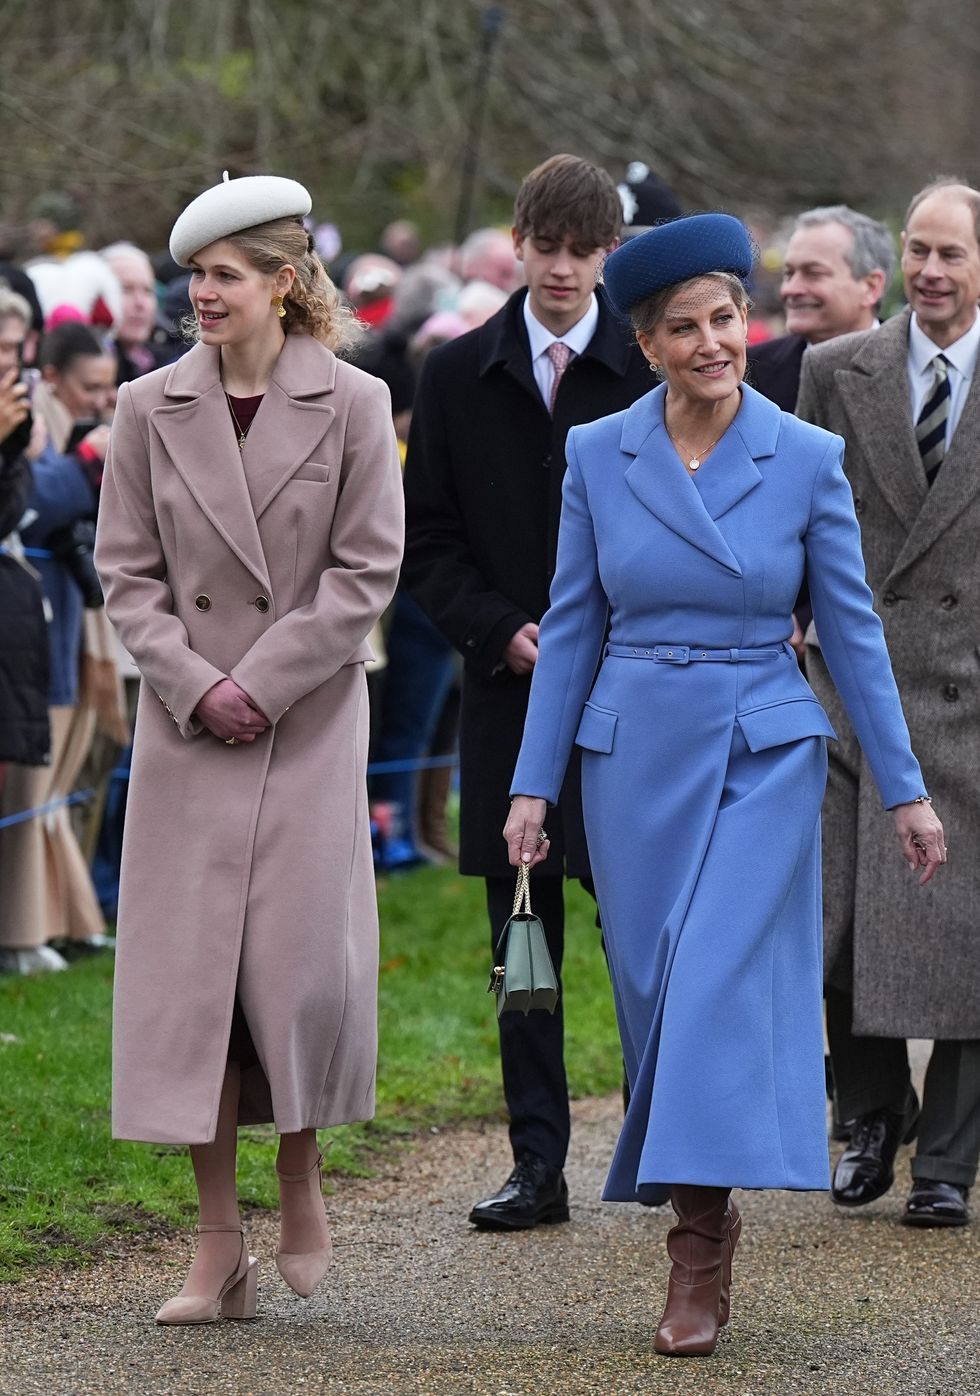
[0,192,541,959]
[0,156,975,1348]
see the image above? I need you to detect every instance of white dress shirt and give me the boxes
[907,310,980,445]
[523,293,599,407]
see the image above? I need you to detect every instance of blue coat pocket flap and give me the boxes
[574,701,618,754]
[736,699,836,752]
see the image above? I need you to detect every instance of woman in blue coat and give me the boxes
[505,216,946,1357]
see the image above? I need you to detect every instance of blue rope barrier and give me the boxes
[0,546,55,560]
[0,788,97,831]
[103,753,458,781]
[373,754,458,775]
[1,754,459,829]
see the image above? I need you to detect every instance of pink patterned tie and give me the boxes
[546,341,573,414]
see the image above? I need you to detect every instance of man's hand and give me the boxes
[503,622,539,675]
[0,367,29,445]
[894,800,946,885]
[194,678,271,743]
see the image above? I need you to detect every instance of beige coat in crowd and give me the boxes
[94,333,404,1144]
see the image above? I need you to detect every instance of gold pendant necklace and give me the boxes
[666,423,726,472]
[226,395,249,451]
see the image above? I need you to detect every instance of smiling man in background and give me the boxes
[749,205,894,411]
[797,178,980,1229]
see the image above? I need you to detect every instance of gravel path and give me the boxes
[2,1091,976,1396]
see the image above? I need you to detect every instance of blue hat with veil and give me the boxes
[602,213,754,318]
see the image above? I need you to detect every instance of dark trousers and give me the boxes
[486,873,595,1170]
[370,589,457,854]
[826,985,980,1188]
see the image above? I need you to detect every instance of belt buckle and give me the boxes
[653,645,690,664]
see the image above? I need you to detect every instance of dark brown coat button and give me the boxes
[853,495,864,514]
[941,594,958,610]
[882,590,898,606]
[253,595,270,613]
[194,594,211,611]
[944,683,959,702]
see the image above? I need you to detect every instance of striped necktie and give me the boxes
[546,341,573,414]
[916,353,951,485]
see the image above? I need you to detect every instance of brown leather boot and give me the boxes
[654,1184,730,1357]
[416,763,457,862]
[719,1196,741,1327]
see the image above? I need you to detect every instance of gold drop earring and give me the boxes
[273,295,286,318]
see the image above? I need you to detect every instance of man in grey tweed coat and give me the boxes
[797,178,980,1228]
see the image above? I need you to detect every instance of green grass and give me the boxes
[0,867,620,1279]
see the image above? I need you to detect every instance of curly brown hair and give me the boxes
[223,216,364,353]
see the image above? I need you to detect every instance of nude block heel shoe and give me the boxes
[155,1224,259,1325]
[275,1153,333,1298]
[221,1252,259,1320]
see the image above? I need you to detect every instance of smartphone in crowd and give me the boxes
[19,367,40,402]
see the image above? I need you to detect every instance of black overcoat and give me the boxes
[746,333,807,413]
[0,447,50,766]
[402,289,652,876]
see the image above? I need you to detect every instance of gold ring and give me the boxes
[225,737,240,745]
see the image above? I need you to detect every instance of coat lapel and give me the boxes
[835,311,925,533]
[242,338,338,518]
[889,359,980,575]
[149,338,343,590]
[478,288,640,406]
[479,290,549,408]
[150,346,272,593]
[696,383,772,522]
[621,384,777,577]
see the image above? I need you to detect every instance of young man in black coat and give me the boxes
[402,154,652,1228]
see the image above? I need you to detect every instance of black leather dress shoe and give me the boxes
[831,1091,920,1208]
[468,1153,570,1230]
[903,1180,970,1227]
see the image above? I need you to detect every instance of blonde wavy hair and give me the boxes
[197,216,363,354]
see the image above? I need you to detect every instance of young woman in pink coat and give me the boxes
[95,176,404,1323]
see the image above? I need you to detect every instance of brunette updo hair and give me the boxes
[225,216,363,353]
[37,321,108,373]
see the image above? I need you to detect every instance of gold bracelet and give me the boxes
[912,795,932,804]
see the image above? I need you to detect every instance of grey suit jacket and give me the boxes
[797,307,980,1038]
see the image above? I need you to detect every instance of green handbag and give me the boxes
[487,862,560,1017]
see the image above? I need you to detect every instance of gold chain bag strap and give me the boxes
[487,862,560,1017]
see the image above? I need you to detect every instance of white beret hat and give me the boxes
[169,172,313,266]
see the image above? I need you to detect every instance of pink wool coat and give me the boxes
[94,334,404,1144]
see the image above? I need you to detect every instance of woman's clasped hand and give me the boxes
[195,677,270,743]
